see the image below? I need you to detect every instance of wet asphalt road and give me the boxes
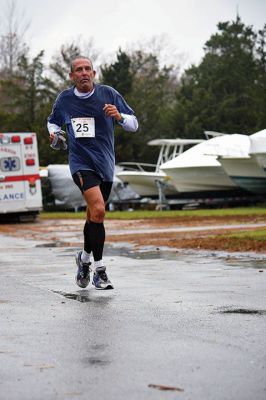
[0,234,265,400]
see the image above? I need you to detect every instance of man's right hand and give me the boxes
[50,130,68,150]
[49,132,55,144]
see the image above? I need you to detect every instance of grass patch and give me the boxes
[206,228,266,251]
[220,228,266,241]
[40,207,266,220]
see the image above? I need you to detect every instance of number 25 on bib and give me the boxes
[71,117,95,138]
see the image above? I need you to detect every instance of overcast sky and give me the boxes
[1,0,265,71]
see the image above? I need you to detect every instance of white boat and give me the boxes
[116,139,203,198]
[218,130,266,194]
[249,128,266,172]
[160,134,249,194]
[109,165,140,202]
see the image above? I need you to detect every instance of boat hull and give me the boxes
[116,171,178,197]
[251,153,266,172]
[164,165,237,193]
[219,156,266,194]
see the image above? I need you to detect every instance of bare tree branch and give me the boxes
[0,0,30,74]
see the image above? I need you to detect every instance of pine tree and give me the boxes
[174,16,261,137]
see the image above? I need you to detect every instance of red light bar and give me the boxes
[26,159,35,166]
[24,137,33,145]
[11,135,21,143]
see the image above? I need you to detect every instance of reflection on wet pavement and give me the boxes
[219,308,266,315]
[51,289,114,305]
[52,290,91,303]
[81,357,110,366]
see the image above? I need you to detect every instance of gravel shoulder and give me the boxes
[0,214,265,253]
[106,215,266,253]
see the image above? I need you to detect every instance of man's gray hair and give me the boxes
[70,56,93,72]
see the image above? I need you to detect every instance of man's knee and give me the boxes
[83,185,105,222]
[90,202,105,223]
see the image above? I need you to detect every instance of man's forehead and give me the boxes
[73,58,93,69]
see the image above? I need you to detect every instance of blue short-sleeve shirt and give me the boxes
[48,84,135,181]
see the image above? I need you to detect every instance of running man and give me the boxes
[47,56,138,289]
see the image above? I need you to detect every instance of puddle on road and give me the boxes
[36,242,66,248]
[225,258,266,270]
[52,290,114,305]
[105,244,266,266]
[148,383,184,392]
[50,244,180,261]
[38,242,266,270]
[52,290,91,303]
[81,356,110,366]
[0,299,10,304]
[219,308,266,315]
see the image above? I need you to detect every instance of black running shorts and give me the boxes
[72,170,113,202]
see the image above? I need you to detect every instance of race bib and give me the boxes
[71,117,95,138]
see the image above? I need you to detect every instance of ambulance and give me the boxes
[0,132,43,220]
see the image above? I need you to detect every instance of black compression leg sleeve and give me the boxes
[83,221,92,254]
[84,221,105,261]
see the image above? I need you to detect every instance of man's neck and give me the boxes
[74,86,95,98]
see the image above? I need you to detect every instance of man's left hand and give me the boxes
[103,104,123,122]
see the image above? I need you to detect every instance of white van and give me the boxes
[0,132,43,220]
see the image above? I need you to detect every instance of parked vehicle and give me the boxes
[0,132,42,220]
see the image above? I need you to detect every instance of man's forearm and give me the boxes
[47,122,61,134]
[119,114,138,132]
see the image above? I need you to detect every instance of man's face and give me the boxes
[69,58,96,93]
